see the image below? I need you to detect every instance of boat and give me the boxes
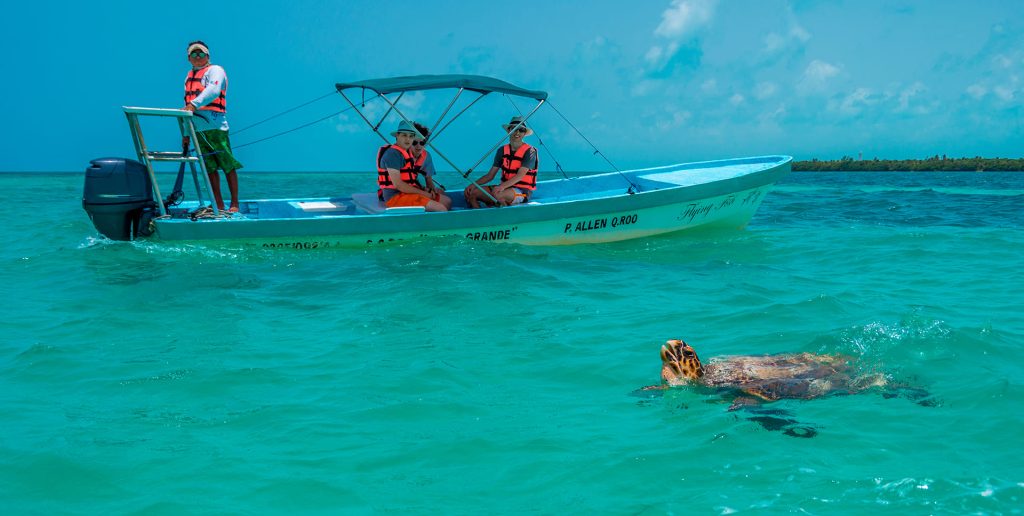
[82,74,791,248]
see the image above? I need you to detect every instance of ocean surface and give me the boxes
[1,170,1022,514]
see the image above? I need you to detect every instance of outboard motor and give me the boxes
[82,158,156,240]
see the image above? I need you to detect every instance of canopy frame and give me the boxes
[336,74,549,203]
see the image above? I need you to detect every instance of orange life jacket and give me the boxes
[411,149,428,174]
[377,144,420,199]
[500,143,538,191]
[184,65,227,113]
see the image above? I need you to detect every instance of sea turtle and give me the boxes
[649,339,888,403]
[641,339,931,437]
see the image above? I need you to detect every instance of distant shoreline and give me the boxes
[4,156,1024,174]
[793,156,1024,172]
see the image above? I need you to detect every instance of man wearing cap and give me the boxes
[464,116,539,209]
[183,40,243,213]
[376,120,449,212]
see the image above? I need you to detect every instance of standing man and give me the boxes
[184,40,243,213]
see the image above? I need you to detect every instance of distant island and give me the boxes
[793,156,1024,172]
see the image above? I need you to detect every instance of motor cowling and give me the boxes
[82,158,156,240]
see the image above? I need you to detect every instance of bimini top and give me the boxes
[336,74,548,101]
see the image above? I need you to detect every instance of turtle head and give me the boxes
[660,339,704,386]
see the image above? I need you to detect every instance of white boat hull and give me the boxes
[145,155,790,248]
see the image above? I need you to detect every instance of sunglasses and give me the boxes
[412,141,425,146]
[514,127,528,133]
[189,51,208,58]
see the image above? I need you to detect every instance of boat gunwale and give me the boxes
[156,155,791,221]
[151,156,791,241]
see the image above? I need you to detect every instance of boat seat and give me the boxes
[351,193,385,214]
[351,193,426,214]
[289,201,347,213]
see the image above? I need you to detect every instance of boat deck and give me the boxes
[638,161,774,186]
[163,156,788,222]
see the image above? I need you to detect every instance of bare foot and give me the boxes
[227,206,239,213]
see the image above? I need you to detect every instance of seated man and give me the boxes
[410,122,452,210]
[376,120,448,212]
[463,116,538,208]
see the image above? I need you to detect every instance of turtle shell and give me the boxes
[699,353,857,400]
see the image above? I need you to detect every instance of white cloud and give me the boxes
[897,82,926,112]
[805,60,839,82]
[654,108,692,131]
[993,85,1014,101]
[334,112,367,134]
[398,91,426,116]
[645,0,716,72]
[758,103,787,124]
[729,93,745,106]
[764,24,811,55]
[631,79,658,97]
[966,84,987,99]
[763,33,785,54]
[835,87,876,116]
[790,25,811,44]
[655,0,717,39]
[799,59,840,92]
[334,92,428,134]
[701,79,717,94]
[644,41,680,69]
[754,82,778,100]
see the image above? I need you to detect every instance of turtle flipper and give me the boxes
[629,385,666,399]
[737,406,818,438]
[727,396,762,411]
[882,385,939,407]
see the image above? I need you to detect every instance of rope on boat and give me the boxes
[232,90,339,136]
[188,206,230,221]
[230,93,382,150]
[546,101,640,194]
[232,95,379,150]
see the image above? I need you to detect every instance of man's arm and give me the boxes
[387,168,429,195]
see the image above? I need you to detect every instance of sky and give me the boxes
[2,0,1022,172]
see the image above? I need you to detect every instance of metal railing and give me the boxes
[123,106,218,216]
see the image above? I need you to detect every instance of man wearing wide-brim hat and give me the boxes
[375,120,449,212]
[464,116,539,208]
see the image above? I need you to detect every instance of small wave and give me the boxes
[78,235,122,249]
[809,313,959,375]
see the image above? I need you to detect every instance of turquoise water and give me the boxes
[2,170,1022,514]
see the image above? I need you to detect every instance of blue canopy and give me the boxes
[336,74,548,101]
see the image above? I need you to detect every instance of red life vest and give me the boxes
[411,149,428,174]
[376,144,421,199]
[184,65,227,113]
[500,143,538,191]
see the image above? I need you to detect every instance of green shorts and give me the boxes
[196,129,243,173]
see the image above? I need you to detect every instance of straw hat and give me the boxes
[502,116,534,136]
